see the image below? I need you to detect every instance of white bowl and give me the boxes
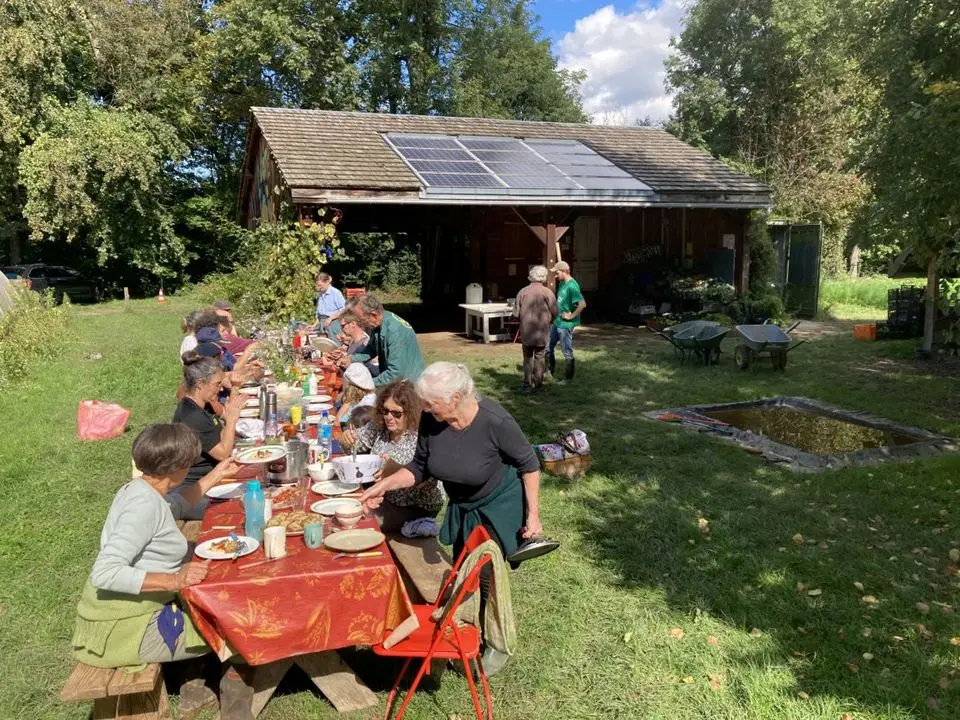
[307,462,337,482]
[308,402,333,413]
[332,454,382,484]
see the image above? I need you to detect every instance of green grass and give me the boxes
[820,277,926,321]
[3,298,960,719]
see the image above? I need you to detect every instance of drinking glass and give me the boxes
[303,520,324,549]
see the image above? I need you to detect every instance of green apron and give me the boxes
[440,466,524,558]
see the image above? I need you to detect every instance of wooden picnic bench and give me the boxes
[386,534,453,604]
[59,520,206,720]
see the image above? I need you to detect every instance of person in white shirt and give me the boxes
[179,311,202,358]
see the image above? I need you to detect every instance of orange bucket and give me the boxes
[853,324,877,341]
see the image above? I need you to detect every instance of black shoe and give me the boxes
[546,353,556,376]
[507,536,560,564]
[564,358,576,382]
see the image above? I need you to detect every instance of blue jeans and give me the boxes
[549,326,574,360]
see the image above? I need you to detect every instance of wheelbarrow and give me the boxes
[650,320,730,366]
[733,320,805,371]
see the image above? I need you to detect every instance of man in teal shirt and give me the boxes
[348,294,426,386]
[547,261,587,382]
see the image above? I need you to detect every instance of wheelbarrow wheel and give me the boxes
[734,344,752,370]
[773,350,788,371]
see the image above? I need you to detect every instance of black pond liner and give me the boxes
[645,396,959,473]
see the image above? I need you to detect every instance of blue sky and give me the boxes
[528,0,685,124]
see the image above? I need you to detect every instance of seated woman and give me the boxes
[341,380,444,531]
[179,311,202,359]
[334,362,376,428]
[73,424,239,668]
[173,352,246,515]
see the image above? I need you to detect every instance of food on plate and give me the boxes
[210,538,241,554]
[270,486,303,507]
[266,511,316,533]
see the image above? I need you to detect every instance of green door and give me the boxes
[769,223,822,318]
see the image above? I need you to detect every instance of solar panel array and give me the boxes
[384,134,652,197]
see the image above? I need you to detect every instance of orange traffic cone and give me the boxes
[158,287,166,304]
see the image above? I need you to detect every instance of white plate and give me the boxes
[307,403,334,413]
[205,482,244,500]
[235,445,286,464]
[195,535,259,560]
[311,498,362,516]
[244,398,260,407]
[323,529,385,553]
[311,337,341,353]
[312,480,361,496]
[239,386,260,396]
[303,394,332,404]
[239,408,260,418]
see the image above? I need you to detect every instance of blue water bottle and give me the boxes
[319,411,333,460]
[243,481,265,542]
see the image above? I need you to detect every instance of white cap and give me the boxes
[343,362,375,391]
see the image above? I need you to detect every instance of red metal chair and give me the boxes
[374,526,495,720]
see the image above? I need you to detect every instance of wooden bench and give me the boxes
[61,662,170,720]
[386,535,453,605]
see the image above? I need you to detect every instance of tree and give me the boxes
[666,0,871,277]
[856,0,960,354]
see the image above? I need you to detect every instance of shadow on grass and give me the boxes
[476,338,960,717]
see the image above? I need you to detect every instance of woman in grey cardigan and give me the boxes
[74,424,239,668]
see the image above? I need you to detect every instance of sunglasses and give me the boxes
[380,408,404,419]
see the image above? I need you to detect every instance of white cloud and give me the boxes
[558,1,686,125]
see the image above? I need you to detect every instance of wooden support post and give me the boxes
[546,223,558,291]
[123,287,129,306]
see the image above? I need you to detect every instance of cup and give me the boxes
[263,526,286,559]
[303,520,324,549]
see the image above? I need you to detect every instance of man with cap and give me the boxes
[311,272,346,339]
[213,299,236,335]
[547,261,586,383]
[346,294,425,386]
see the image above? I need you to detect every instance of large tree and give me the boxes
[666,0,871,276]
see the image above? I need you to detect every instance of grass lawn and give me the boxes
[820,277,927,322]
[3,298,959,719]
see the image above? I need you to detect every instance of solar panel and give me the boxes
[384,132,653,197]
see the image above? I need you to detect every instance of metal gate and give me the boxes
[769,222,822,318]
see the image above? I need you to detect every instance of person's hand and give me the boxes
[521,514,543,540]
[225,392,246,423]
[212,456,242,483]
[340,426,357,448]
[561,312,573,321]
[337,354,351,369]
[360,480,389,514]
[323,318,333,329]
[176,561,210,589]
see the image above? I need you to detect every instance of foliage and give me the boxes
[0,286,70,386]
[334,233,421,294]
[731,293,786,324]
[819,276,925,311]
[747,211,778,297]
[666,0,872,277]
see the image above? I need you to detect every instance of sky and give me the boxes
[530,0,686,125]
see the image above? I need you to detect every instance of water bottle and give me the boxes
[243,481,265,541]
[319,411,333,461]
[308,369,318,397]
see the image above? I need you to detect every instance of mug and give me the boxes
[303,520,324,549]
[263,526,286,559]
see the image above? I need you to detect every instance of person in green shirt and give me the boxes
[547,261,587,382]
[347,293,426,386]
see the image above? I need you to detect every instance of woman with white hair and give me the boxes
[514,265,558,392]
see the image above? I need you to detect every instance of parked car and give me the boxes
[1,264,101,303]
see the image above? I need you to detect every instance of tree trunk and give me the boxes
[7,235,21,265]
[921,253,938,355]
[849,245,860,278]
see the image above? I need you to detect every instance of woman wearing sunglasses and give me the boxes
[340,379,444,531]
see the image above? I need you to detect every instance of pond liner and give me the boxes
[645,396,959,473]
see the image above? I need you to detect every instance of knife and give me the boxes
[333,551,383,560]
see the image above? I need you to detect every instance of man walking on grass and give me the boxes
[547,261,586,383]
[514,265,557,392]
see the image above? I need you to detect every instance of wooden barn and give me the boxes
[238,108,771,319]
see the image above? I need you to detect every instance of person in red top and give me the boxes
[513,265,558,392]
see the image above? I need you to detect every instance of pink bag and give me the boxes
[77,400,131,441]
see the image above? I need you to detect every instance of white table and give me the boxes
[459,303,515,343]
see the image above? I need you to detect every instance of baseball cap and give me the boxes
[550,261,570,272]
[343,362,375,391]
[196,326,225,344]
[195,342,224,359]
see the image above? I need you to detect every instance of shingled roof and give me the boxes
[243,107,770,207]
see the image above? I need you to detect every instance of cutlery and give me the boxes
[239,556,284,571]
[333,551,383,560]
[229,532,246,562]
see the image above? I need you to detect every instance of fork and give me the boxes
[229,532,247,562]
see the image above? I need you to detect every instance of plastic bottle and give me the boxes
[318,410,333,460]
[308,369,318,397]
[243,481,266,541]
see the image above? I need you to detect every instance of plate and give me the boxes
[239,408,260,418]
[307,403,333,413]
[236,445,286,464]
[303,394,332,404]
[311,337,341,353]
[243,397,260,407]
[311,498,362,516]
[323,528,385,553]
[239,386,260,396]
[206,482,244,500]
[312,480,361,496]
[195,535,259,560]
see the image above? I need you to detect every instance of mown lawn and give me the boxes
[2,298,959,719]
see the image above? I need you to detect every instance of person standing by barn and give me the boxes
[514,265,557,392]
[547,261,586,383]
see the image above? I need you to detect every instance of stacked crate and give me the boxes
[877,286,924,339]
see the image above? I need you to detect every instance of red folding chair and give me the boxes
[374,526,495,720]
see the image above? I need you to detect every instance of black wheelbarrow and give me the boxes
[650,320,730,366]
[733,320,805,371]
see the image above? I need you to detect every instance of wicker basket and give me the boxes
[542,453,592,480]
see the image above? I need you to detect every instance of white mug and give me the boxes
[263,526,286,559]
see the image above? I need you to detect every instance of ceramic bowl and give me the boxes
[335,505,363,529]
[332,455,382,484]
[307,462,337,482]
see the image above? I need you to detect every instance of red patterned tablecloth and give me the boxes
[181,495,415,666]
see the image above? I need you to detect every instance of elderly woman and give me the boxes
[73,424,239,668]
[341,379,444,531]
[173,352,246,502]
[361,361,543,559]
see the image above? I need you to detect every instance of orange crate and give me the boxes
[853,323,877,341]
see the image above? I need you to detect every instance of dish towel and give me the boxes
[400,517,440,538]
